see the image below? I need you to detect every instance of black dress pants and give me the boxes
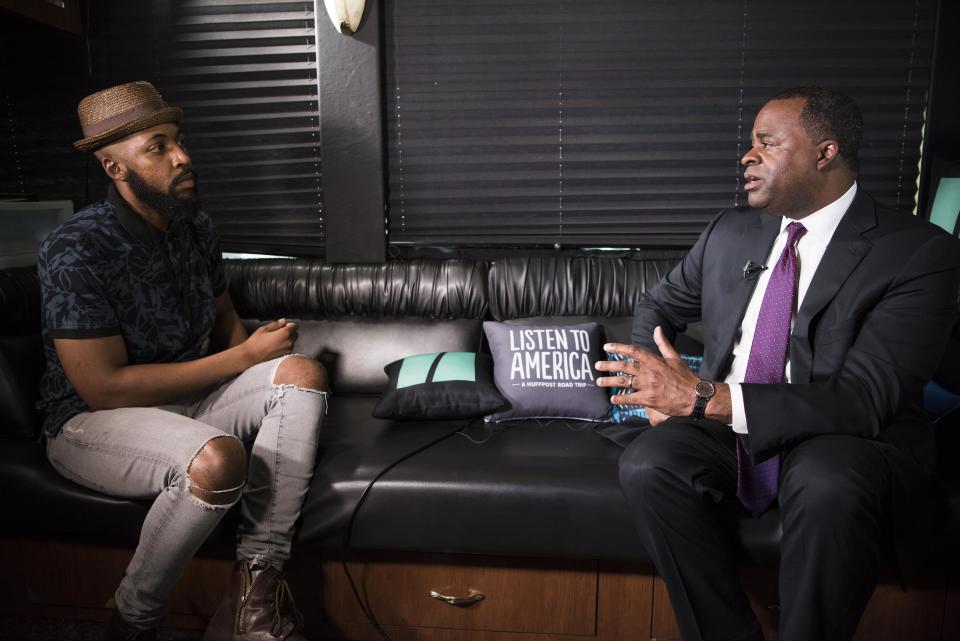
[618,417,913,641]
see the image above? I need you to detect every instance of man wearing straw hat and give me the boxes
[36,81,326,641]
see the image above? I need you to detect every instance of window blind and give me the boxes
[155,0,325,256]
[384,0,936,248]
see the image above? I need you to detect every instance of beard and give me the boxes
[126,168,201,222]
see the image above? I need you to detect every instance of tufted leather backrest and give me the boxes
[224,258,491,393]
[225,258,489,320]
[0,267,44,438]
[486,254,701,349]
[488,255,679,320]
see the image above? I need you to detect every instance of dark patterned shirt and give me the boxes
[36,184,226,437]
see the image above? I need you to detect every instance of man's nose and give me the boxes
[172,144,191,167]
[741,147,758,166]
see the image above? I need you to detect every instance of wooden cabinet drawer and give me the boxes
[651,567,946,641]
[328,553,598,636]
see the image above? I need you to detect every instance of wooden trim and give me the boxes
[300,553,655,641]
[0,538,232,631]
[651,565,947,641]
[0,539,950,640]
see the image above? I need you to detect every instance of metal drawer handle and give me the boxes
[429,589,485,606]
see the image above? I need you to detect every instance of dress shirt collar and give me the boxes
[778,181,857,244]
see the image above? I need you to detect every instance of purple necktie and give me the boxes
[736,221,807,515]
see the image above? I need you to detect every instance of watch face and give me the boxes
[695,380,715,398]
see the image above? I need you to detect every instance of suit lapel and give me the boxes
[790,189,876,382]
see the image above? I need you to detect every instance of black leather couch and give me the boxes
[1,255,957,622]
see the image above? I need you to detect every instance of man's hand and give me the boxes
[240,319,298,368]
[595,326,701,422]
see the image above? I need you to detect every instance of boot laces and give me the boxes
[272,576,305,637]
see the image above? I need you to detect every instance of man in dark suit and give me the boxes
[595,87,960,641]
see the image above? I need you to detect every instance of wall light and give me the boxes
[324,0,366,35]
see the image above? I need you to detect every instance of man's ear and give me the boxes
[816,139,840,171]
[96,151,126,181]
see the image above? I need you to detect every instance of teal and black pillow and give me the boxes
[373,352,506,420]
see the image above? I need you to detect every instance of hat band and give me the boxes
[83,99,170,137]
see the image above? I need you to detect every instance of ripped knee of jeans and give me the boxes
[186,434,247,509]
[272,354,329,392]
[186,477,244,511]
[273,384,331,416]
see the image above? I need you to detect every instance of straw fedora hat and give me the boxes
[74,81,183,152]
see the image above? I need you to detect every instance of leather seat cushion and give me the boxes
[0,437,236,550]
[296,396,784,562]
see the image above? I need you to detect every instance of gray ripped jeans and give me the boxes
[45,356,327,629]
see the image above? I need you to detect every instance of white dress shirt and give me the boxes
[726,183,857,434]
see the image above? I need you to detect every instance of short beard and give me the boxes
[125,168,201,223]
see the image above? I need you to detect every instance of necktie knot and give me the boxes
[786,221,807,247]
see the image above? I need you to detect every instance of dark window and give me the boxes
[384,0,937,249]
[81,0,325,257]
[157,0,324,256]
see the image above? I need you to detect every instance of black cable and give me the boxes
[339,419,475,641]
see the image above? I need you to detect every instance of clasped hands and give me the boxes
[242,318,299,366]
[594,326,702,426]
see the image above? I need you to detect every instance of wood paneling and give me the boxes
[651,568,778,641]
[650,576,680,640]
[944,582,960,641]
[0,539,232,629]
[313,554,655,641]
[596,561,656,641]
[0,540,949,641]
[321,553,597,635]
[651,566,946,641]
[853,579,946,641]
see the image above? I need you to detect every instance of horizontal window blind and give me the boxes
[159,0,324,256]
[384,0,936,248]
[0,16,91,208]
[88,0,325,257]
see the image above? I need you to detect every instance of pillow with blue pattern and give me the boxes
[609,352,704,423]
[373,352,506,420]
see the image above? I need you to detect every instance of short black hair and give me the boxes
[770,86,863,172]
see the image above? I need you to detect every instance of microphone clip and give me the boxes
[742,260,768,280]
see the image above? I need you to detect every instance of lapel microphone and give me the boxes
[742,260,768,280]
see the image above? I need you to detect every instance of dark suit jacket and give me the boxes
[632,187,960,475]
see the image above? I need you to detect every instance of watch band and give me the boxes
[692,394,710,420]
[691,380,715,420]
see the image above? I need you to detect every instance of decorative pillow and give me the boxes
[372,352,506,420]
[483,321,610,422]
[924,379,960,420]
[609,352,704,423]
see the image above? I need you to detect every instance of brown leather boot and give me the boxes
[103,609,159,641]
[203,561,307,641]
